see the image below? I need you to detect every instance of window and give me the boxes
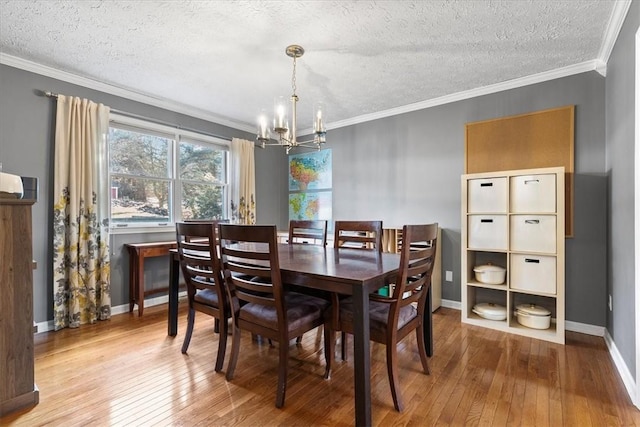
[108,115,228,230]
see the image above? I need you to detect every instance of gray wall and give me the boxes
[315,72,608,325]
[606,1,638,379]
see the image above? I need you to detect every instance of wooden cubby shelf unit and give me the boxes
[461,167,565,344]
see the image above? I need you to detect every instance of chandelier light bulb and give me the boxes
[257,112,270,142]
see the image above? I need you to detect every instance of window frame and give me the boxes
[108,113,230,234]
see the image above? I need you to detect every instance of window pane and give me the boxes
[181,182,223,220]
[111,176,170,223]
[109,127,170,178]
[179,141,225,183]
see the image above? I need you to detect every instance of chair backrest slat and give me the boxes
[334,220,383,251]
[289,220,328,246]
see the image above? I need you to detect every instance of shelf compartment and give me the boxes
[465,287,507,321]
[510,214,557,253]
[510,292,557,321]
[468,177,508,213]
[468,215,508,250]
[510,254,557,294]
[465,251,508,286]
[510,173,556,213]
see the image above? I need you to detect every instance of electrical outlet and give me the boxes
[445,270,453,282]
[609,294,612,311]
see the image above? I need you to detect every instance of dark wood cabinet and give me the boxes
[0,198,39,415]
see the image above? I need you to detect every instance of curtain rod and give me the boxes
[41,90,233,142]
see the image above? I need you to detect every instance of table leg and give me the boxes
[168,253,179,336]
[352,285,372,426]
[425,285,433,357]
[137,250,145,317]
[128,248,137,313]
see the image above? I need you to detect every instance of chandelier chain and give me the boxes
[291,56,297,96]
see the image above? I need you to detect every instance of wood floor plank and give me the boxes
[2,305,640,426]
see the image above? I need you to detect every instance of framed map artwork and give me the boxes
[288,149,332,221]
[289,191,332,221]
[288,149,332,191]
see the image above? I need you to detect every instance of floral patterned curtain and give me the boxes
[53,95,111,330]
[229,138,256,224]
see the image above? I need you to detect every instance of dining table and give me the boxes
[168,243,433,426]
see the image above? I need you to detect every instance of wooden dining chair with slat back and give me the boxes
[287,219,328,344]
[326,223,438,412]
[176,220,230,372]
[288,219,328,246]
[219,224,332,408]
[332,220,383,357]
[334,220,383,250]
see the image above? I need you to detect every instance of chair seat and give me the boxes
[240,292,330,332]
[338,297,417,335]
[193,288,220,307]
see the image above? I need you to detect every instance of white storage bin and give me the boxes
[510,254,556,294]
[468,177,508,213]
[510,215,557,253]
[468,215,508,250]
[510,174,556,213]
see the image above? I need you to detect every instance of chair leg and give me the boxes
[275,337,289,408]
[386,343,404,412]
[214,316,228,372]
[296,335,303,344]
[324,325,334,380]
[225,319,241,381]
[416,324,430,374]
[181,308,196,354]
[214,318,220,334]
[340,331,347,361]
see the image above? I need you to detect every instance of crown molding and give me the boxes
[326,60,600,131]
[0,52,609,135]
[0,53,255,133]
[597,0,632,68]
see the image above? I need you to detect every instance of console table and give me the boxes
[125,241,180,316]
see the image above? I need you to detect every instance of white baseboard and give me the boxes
[440,298,461,310]
[565,320,606,336]
[35,292,185,334]
[604,329,638,407]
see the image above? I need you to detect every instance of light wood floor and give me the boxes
[2,304,639,426]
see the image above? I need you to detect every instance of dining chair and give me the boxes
[334,220,383,251]
[287,219,328,344]
[219,224,332,408]
[333,220,383,357]
[176,220,230,372]
[288,219,328,246]
[326,223,438,412]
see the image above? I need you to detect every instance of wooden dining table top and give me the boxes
[274,243,401,294]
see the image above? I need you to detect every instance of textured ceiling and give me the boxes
[0,1,625,133]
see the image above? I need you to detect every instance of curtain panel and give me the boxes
[53,95,111,330]
[229,138,256,224]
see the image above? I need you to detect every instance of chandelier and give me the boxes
[256,45,326,154]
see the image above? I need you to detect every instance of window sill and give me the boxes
[110,224,175,235]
